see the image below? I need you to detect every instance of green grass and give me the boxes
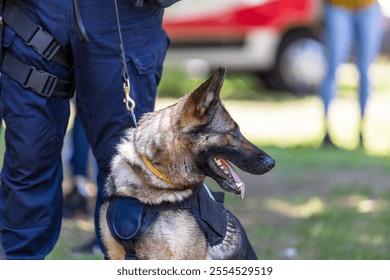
[296,185,390,259]
[280,150,390,260]
[263,146,390,173]
[46,219,101,260]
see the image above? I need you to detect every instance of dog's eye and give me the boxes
[228,129,239,138]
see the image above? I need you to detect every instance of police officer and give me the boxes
[0,0,181,259]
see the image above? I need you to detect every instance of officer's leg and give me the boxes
[0,2,71,259]
[69,0,168,255]
[0,71,70,260]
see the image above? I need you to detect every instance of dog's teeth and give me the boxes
[237,182,245,200]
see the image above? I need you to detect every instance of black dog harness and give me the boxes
[106,185,227,260]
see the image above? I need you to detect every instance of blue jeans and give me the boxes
[0,0,168,259]
[319,3,382,117]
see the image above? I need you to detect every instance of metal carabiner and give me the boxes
[123,78,135,112]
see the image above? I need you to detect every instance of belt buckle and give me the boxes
[26,25,61,60]
[23,66,58,98]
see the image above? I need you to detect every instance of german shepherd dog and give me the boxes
[99,67,275,260]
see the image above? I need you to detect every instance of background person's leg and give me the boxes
[355,3,383,118]
[63,111,90,218]
[319,4,354,145]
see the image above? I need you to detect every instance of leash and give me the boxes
[73,0,90,43]
[113,0,138,127]
[113,0,174,185]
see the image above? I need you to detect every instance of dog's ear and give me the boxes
[178,66,226,128]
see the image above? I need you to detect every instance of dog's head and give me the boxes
[175,67,275,198]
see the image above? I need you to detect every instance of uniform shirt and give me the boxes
[328,0,377,10]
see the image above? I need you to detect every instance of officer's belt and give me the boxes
[1,52,73,98]
[2,2,71,69]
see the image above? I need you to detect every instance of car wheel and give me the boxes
[273,30,326,95]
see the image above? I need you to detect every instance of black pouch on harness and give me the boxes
[106,197,146,259]
[107,197,144,243]
[197,186,227,246]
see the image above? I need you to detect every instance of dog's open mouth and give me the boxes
[212,157,246,199]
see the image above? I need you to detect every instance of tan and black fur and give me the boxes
[99,67,275,260]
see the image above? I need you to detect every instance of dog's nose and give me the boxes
[264,156,275,170]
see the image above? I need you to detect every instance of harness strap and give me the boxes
[1,52,74,98]
[123,240,139,260]
[2,2,71,69]
[150,197,192,213]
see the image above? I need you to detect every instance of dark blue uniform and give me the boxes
[0,0,171,259]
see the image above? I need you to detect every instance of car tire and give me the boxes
[271,29,326,95]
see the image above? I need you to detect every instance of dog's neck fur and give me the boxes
[107,99,205,205]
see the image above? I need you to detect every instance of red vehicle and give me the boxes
[163,0,325,94]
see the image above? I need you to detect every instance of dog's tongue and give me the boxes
[221,159,246,199]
